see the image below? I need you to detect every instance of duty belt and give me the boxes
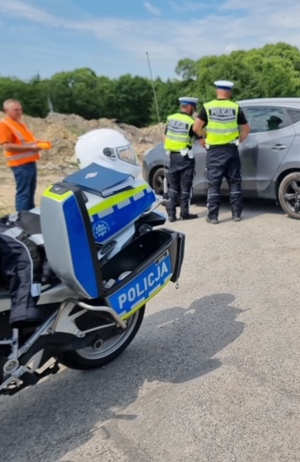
[206,140,239,149]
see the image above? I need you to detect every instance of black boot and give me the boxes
[180,212,198,220]
[206,216,219,224]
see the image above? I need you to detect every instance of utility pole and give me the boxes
[146,52,160,124]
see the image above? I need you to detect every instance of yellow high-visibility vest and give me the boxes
[204,99,239,145]
[164,112,194,151]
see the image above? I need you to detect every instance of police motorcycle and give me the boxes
[0,129,185,396]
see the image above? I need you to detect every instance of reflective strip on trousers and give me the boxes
[1,227,34,287]
[31,283,41,297]
[3,227,23,238]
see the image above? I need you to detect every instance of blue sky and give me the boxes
[0,0,298,81]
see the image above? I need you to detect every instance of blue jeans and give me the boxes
[11,162,37,212]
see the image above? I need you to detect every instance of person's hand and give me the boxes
[199,138,206,148]
[27,142,41,152]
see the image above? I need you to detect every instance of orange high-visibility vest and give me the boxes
[0,117,40,167]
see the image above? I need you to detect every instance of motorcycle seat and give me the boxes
[17,211,42,236]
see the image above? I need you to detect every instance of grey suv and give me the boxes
[142,98,300,219]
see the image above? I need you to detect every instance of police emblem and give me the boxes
[92,220,110,239]
[85,171,98,179]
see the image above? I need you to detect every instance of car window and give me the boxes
[242,107,289,133]
[286,109,300,124]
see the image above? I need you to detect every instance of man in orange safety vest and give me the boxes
[0,99,51,211]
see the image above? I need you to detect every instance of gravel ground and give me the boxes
[0,170,76,215]
[1,197,300,462]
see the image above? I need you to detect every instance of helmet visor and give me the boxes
[116,145,140,165]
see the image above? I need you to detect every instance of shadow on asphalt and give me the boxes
[192,195,285,221]
[0,293,245,462]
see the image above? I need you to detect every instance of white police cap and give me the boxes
[214,80,234,90]
[178,96,198,106]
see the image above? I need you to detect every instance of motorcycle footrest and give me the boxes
[19,370,39,386]
[36,362,60,380]
[19,362,60,386]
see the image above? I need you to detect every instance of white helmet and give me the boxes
[75,128,141,179]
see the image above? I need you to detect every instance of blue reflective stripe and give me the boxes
[91,188,156,243]
[63,195,99,298]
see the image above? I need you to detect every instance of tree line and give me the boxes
[1,42,300,128]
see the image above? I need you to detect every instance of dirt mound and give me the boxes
[0,112,165,172]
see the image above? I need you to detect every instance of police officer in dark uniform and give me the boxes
[164,96,203,222]
[193,80,250,224]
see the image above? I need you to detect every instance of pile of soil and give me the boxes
[0,112,165,214]
[0,111,164,171]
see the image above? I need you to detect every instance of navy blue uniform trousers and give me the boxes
[206,144,242,218]
[166,153,195,217]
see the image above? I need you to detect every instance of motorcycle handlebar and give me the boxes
[141,195,165,216]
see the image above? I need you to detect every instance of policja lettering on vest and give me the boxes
[204,99,240,146]
[164,96,202,222]
[165,102,197,159]
[209,107,236,119]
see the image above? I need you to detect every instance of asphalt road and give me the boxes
[1,198,300,462]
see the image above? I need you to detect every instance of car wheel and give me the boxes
[151,167,168,195]
[278,172,300,219]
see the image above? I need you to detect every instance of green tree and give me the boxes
[1,41,300,123]
[113,75,153,127]
[182,42,300,102]
[150,77,199,123]
[175,58,198,80]
[0,75,48,117]
[22,74,48,117]
[47,68,108,119]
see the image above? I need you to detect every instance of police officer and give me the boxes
[164,96,203,222]
[193,81,250,224]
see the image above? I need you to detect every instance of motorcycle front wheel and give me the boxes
[59,306,145,370]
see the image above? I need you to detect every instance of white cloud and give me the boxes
[144,2,161,16]
[224,44,238,54]
[168,1,185,13]
[0,0,60,26]
[168,0,223,12]
[1,0,300,79]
